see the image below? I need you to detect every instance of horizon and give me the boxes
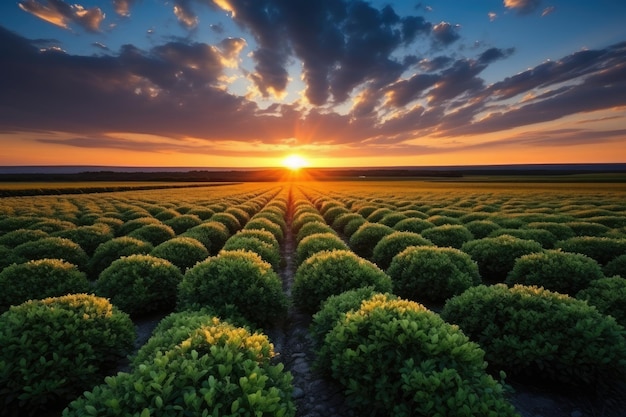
[1,1,625,167]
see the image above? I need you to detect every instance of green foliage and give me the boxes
[577,277,626,327]
[0,294,135,416]
[118,217,164,236]
[235,229,279,251]
[441,284,626,385]
[421,224,474,249]
[387,246,481,304]
[0,245,16,270]
[604,254,626,277]
[371,231,434,270]
[151,237,209,271]
[292,250,392,313]
[211,212,242,234]
[317,295,519,417]
[29,218,77,233]
[464,220,502,239]
[556,236,626,265]
[181,221,231,255]
[293,212,325,234]
[253,211,287,234]
[127,223,176,246]
[12,236,89,271]
[0,216,38,233]
[489,228,557,248]
[89,236,154,278]
[296,232,349,266]
[349,222,394,258]
[506,250,604,295]
[323,206,350,225]
[524,222,575,241]
[164,214,202,234]
[379,212,407,227]
[223,235,280,269]
[64,319,294,417]
[426,215,462,226]
[462,235,544,283]
[0,228,48,248]
[95,255,183,316]
[224,207,251,226]
[296,221,335,243]
[53,224,114,255]
[366,208,393,223]
[0,259,90,312]
[564,221,611,237]
[356,205,378,218]
[392,218,435,234]
[187,207,215,220]
[343,216,367,238]
[244,217,284,242]
[331,213,363,232]
[177,250,287,327]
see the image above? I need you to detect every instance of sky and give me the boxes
[0,0,625,168]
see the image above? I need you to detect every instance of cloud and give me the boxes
[488,12,497,22]
[18,0,105,32]
[173,0,199,28]
[431,21,460,46]
[113,0,136,17]
[478,47,515,64]
[503,0,542,15]
[541,6,555,17]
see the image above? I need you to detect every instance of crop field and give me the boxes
[1,179,625,417]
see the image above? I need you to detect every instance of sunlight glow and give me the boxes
[282,154,308,171]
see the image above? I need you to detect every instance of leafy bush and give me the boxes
[95,255,183,316]
[224,207,251,226]
[349,222,394,259]
[489,228,557,248]
[164,214,202,234]
[464,220,501,239]
[235,229,279,251]
[12,237,89,271]
[379,212,407,227]
[118,217,163,236]
[0,294,135,416]
[366,208,393,223]
[0,216,38,233]
[181,221,231,254]
[0,245,16,270]
[421,224,474,249]
[331,213,363,232]
[244,217,284,242]
[344,216,368,238]
[177,250,287,327]
[293,212,325,234]
[187,207,215,220]
[296,232,349,266]
[506,250,604,295]
[387,246,481,304]
[323,206,350,225]
[556,236,626,265]
[53,224,114,255]
[0,228,48,248]
[604,254,626,277]
[392,218,434,234]
[211,212,242,234]
[253,210,287,233]
[564,221,611,236]
[441,284,626,385]
[151,237,209,271]
[576,277,626,327]
[426,215,462,226]
[0,259,90,312]
[462,235,543,283]
[296,221,335,243]
[371,231,433,270]
[127,223,176,246]
[29,218,77,233]
[292,250,392,313]
[223,235,280,269]
[89,236,154,278]
[356,205,378,218]
[525,222,575,241]
[317,295,519,417]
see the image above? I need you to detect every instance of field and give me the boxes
[1,179,625,417]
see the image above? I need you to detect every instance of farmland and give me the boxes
[1,179,625,417]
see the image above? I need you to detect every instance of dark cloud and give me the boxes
[18,0,105,32]
[385,73,440,107]
[478,47,515,64]
[431,21,460,47]
[173,0,198,29]
[504,0,542,15]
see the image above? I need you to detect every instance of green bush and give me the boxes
[187,207,215,220]
[53,224,114,255]
[462,235,543,283]
[441,284,626,385]
[489,228,557,248]
[464,220,501,239]
[556,236,626,265]
[177,250,287,327]
[151,237,209,271]
[426,215,462,226]
[296,221,335,243]
[0,245,16,270]
[244,217,284,242]
[29,218,77,233]
[64,318,295,417]
[164,214,202,234]
[211,212,242,234]
[565,221,611,237]
[13,237,89,271]
[392,218,434,234]
[296,232,349,266]
[344,216,367,238]
[89,236,154,278]
[317,295,519,417]
[525,222,575,241]
[323,206,350,225]
[0,216,37,233]
[127,223,176,246]
[0,259,90,312]
[292,250,392,313]
[387,246,481,304]
[366,208,393,223]
[224,207,251,226]
[349,222,394,259]
[576,277,626,327]
[506,250,604,295]
[371,231,433,270]
[253,210,287,233]
[95,255,183,316]
[118,217,163,236]
[331,213,363,232]
[235,229,279,251]
[379,212,407,227]
[604,254,626,277]
[0,228,48,248]
[293,212,325,234]
[223,236,280,269]
[0,294,135,416]
[181,221,230,254]
[421,224,474,249]
[356,205,378,218]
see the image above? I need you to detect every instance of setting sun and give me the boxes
[282,154,308,171]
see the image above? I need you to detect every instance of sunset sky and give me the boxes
[0,0,625,168]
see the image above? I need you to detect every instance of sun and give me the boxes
[282,154,308,171]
